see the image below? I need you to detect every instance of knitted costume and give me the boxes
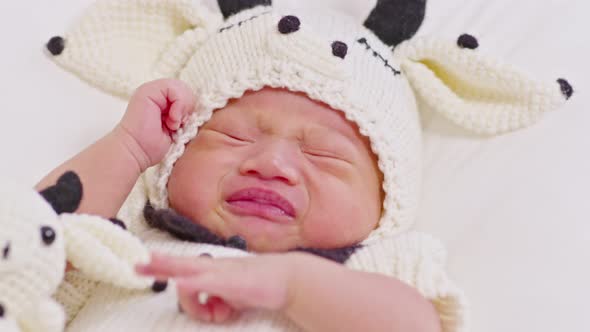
[39,0,573,331]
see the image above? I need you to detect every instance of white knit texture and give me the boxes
[53,0,222,98]
[61,214,153,289]
[394,36,566,134]
[54,271,99,325]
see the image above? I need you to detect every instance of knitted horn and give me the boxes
[217,0,272,19]
[364,0,427,47]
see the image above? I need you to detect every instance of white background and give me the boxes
[0,1,589,331]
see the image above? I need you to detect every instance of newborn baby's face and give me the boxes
[168,88,382,252]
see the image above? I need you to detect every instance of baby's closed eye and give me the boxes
[201,128,254,146]
[301,146,352,164]
[300,131,358,165]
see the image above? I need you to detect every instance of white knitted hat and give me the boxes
[47,0,573,244]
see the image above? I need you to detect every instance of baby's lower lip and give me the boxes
[224,200,294,223]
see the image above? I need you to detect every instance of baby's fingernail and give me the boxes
[198,292,210,305]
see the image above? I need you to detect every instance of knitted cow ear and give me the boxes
[217,0,272,19]
[395,36,573,134]
[60,214,154,290]
[47,0,222,98]
[364,0,426,47]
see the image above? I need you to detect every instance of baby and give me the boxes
[37,78,437,330]
[36,0,572,331]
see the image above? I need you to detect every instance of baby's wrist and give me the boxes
[112,124,151,173]
[282,252,310,315]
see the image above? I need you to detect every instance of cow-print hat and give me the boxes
[47,0,573,244]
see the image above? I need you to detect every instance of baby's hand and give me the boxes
[117,79,196,171]
[136,253,298,323]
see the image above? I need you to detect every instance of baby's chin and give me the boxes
[215,213,304,252]
[183,205,362,252]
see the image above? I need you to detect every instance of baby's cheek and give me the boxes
[168,156,217,215]
[302,194,374,248]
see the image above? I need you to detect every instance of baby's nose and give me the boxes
[240,143,301,185]
[2,241,10,260]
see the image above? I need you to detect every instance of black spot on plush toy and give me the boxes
[39,171,82,214]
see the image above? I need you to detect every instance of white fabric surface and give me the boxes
[0,0,588,331]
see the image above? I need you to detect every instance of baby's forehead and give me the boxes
[213,88,367,144]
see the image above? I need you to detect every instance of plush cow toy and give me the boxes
[0,172,159,332]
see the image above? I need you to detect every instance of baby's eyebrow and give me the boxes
[303,125,362,153]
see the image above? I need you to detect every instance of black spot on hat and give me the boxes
[332,41,348,59]
[364,0,426,47]
[557,78,574,100]
[0,303,5,318]
[46,36,65,56]
[152,280,168,293]
[2,242,9,260]
[218,0,272,19]
[278,15,300,34]
[457,34,479,49]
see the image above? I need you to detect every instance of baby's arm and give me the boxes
[35,79,195,218]
[137,252,441,331]
[285,253,441,332]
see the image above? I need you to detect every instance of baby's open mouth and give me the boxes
[225,188,296,221]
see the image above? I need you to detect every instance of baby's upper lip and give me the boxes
[226,187,297,218]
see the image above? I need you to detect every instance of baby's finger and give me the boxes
[165,80,196,119]
[168,100,183,122]
[177,279,235,323]
[136,253,213,278]
[208,296,236,323]
[176,274,240,307]
[165,116,181,132]
[178,287,212,322]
